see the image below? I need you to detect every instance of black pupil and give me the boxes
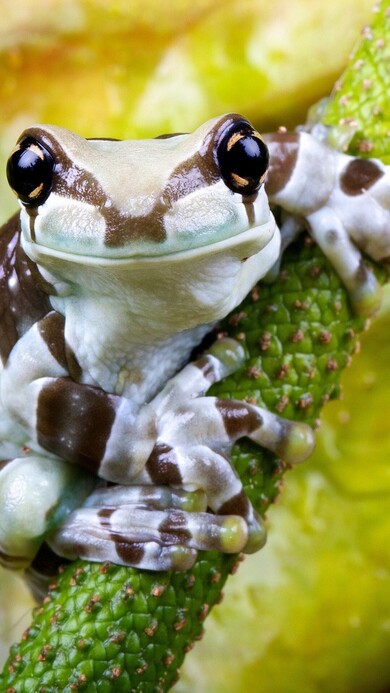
[6,137,54,205]
[231,135,267,182]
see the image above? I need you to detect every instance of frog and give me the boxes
[264,127,390,315]
[0,113,316,585]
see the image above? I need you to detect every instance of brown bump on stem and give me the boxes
[164,652,175,666]
[151,584,166,597]
[38,644,53,662]
[145,620,158,637]
[110,631,126,644]
[111,667,122,679]
[84,594,101,613]
[259,331,272,350]
[173,616,187,631]
[310,265,322,278]
[123,584,135,599]
[297,393,314,409]
[229,310,247,326]
[276,394,289,412]
[199,604,210,621]
[293,299,310,310]
[291,329,304,343]
[319,330,332,345]
[247,365,262,379]
[277,363,290,379]
[184,574,196,590]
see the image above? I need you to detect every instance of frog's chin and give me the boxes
[22,216,277,270]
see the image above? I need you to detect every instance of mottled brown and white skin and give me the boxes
[0,114,314,584]
[264,130,390,315]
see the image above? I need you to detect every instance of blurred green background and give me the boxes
[0,1,389,691]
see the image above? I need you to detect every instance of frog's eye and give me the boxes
[6,137,55,206]
[216,121,269,196]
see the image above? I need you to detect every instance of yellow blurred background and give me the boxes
[0,1,389,691]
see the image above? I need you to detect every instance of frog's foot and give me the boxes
[137,418,313,553]
[307,209,382,316]
[136,338,314,555]
[150,338,314,468]
[47,485,259,571]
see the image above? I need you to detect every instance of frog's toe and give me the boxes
[272,420,315,464]
[243,513,267,554]
[151,337,246,410]
[349,265,382,316]
[48,504,250,571]
[247,408,315,464]
[83,484,208,514]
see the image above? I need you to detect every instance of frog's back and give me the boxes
[0,213,51,363]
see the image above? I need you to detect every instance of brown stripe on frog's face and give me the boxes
[15,115,271,259]
[16,119,230,252]
[340,158,384,196]
[20,126,169,248]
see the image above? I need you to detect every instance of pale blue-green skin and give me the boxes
[0,115,283,571]
[2,113,389,575]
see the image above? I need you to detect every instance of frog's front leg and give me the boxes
[46,338,314,569]
[1,311,156,480]
[1,319,248,570]
[146,337,314,534]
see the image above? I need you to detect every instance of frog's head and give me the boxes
[7,115,279,328]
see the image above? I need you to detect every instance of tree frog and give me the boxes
[264,128,390,315]
[0,114,315,584]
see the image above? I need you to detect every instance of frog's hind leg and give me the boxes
[0,455,95,572]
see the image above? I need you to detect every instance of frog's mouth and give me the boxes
[23,216,279,269]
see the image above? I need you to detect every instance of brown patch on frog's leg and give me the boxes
[38,311,67,369]
[36,379,117,472]
[145,443,183,486]
[144,437,265,554]
[215,399,264,439]
[340,158,384,196]
[0,213,52,362]
[264,131,300,196]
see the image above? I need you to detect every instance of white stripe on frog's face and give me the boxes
[264,130,390,315]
